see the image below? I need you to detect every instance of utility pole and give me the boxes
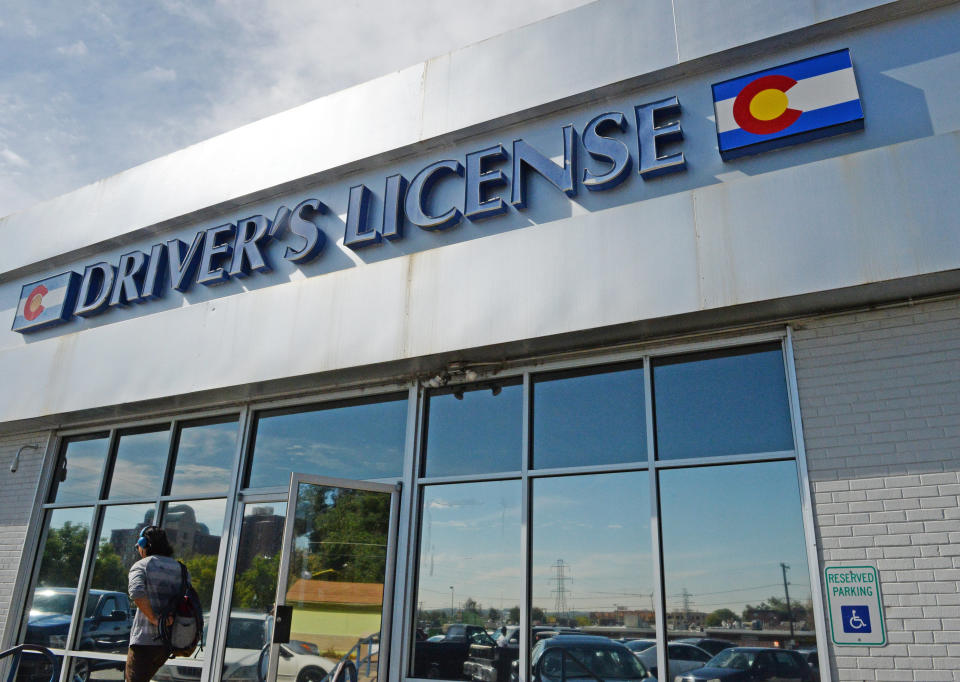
[781,563,795,642]
[450,586,455,621]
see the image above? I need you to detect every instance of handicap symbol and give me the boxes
[841,605,872,633]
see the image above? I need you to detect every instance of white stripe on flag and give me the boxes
[17,284,68,319]
[715,68,859,133]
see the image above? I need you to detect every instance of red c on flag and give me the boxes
[24,284,48,321]
[732,74,802,135]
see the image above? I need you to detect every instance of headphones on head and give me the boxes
[136,525,155,551]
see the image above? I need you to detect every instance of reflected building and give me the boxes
[235,507,284,574]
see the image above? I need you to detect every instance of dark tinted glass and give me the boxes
[248,396,407,488]
[423,382,521,477]
[659,461,813,678]
[108,427,171,499]
[169,419,239,495]
[532,472,655,650]
[412,480,521,677]
[653,345,794,460]
[532,364,646,469]
[48,435,109,503]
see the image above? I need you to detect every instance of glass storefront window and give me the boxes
[411,480,521,679]
[659,460,813,680]
[248,396,407,489]
[221,502,287,682]
[422,382,522,477]
[108,427,171,499]
[532,364,646,469]
[652,344,794,460]
[163,497,227,651]
[48,435,110,504]
[169,418,239,496]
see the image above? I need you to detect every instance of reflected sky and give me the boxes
[423,383,521,477]
[416,480,521,612]
[170,420,239,496]
[49,436,109,504]
[108,428,171,499]
[653,346,794,460]
[248,398,407,488]
[659,461,812,616]
[533,365,646,469]
[532,472,653,615]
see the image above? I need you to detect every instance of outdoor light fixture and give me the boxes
[10,444,40,473]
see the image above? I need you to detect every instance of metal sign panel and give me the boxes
[824,564,886,646]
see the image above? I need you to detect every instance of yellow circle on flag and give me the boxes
[749,88,790,121]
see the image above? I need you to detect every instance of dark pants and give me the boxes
[125,645,170,682]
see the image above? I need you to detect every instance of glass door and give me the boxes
[266,474,399,682]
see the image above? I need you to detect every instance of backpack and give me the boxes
[158,561,203,658]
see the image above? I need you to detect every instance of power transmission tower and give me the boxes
[681,588,693,626]
[551,559,571,624]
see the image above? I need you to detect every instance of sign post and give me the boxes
[824,565,886,646]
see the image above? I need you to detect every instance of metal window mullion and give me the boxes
[645,356,668,682]
[784,327,832,682]
[391,385,420,682]
[97,429,120,503]
[160,418,181,497]
[415,471,523,485]
[519,372,531,682]
[209,406,253,681]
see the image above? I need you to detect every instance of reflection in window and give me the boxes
[532,472,653,637]
[423,382,522,477]
[659,461,813,678]
[22,507,95,648]
[48,435,109,504]
[169,419,239,496]
[248,396,407,489]
[532,364,646,469]
[108,427,171,499]
[163,497,226,656]
[80,503,154,655]
[221,503,287,682]
[653,344,794,460]
[412,480,521,679]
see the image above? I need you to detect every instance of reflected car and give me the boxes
[673,638,735,657]
[518,635,651,682]
[795,648,819,682]
[635,643,711,679]
[622,639,656,654]
[21,588,131,682]
[154,611,337,682]
[676,647,812,682]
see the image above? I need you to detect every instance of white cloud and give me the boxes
[56,40,88,57]
[142,65,177,83]
[1,148,30,169]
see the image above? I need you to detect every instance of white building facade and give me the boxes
[2,1,960,681]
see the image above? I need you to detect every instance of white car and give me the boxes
[155,612,338,682]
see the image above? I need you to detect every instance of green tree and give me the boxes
[509,606,520,624]
[233,554,281,610]
[37,522,89,588]
[487,607,501,623]
[705,608,737,627]
[184,554,220,608]
[90,541,128,593]
[531,607,545,624]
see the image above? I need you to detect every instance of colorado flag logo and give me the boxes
[713,49,864,160]
[12,272,81,333]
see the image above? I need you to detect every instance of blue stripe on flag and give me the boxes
[712,49,853,102]
[718,99,864,152]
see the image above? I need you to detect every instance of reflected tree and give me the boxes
[705,608,737,627]
[184,554,219,607]
[91,541,128,592]
[233,554,281,610]
[37,522,88,587]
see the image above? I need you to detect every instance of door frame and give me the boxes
[268,473,401,682]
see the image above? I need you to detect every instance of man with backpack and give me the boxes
[126,525,192,682]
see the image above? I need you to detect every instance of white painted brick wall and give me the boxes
[0,432,49,645]
[793,297,960,681]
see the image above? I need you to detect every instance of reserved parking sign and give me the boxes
[825,565,886,646]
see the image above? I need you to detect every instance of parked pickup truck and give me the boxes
[414,624,498,679]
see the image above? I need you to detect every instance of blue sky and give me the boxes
[0,0,592,218]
